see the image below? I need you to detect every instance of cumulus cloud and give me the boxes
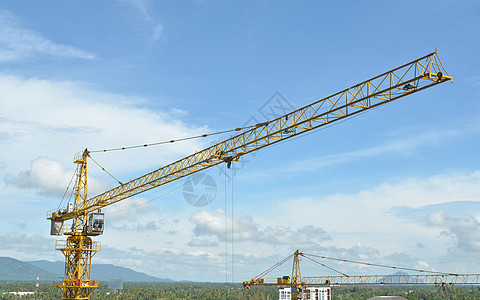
[5,157,111,197]
[426,210,480,253]
[426,210,448,226]
[189,209,330,245]
[0,10,95,63]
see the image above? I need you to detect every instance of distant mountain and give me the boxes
[0,257,56,281]
[92,264,172,282]
[27,260,172,282]
[26,260,63,278]
[0,257,172,282]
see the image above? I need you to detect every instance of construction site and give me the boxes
[1,1,479,300]
[43,51,480,299]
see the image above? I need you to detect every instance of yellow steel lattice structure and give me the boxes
[48,51,452,300]
[302,274,480,287]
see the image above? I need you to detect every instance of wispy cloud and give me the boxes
[119,0,163,45]
[0,74,208,176]
[0,10,95,63]
[286,128,461,173]
[187,238,219,247]
[465,76,480,87]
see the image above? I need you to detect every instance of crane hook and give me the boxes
[225,156,233,169]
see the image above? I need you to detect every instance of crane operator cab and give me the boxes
[87,212,105,235]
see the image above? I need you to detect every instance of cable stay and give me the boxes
[303,253,454,276]
[88,155,124,186]
[89,125,257,153]
[252,253,295,280]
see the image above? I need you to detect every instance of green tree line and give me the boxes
[2,281,480,299]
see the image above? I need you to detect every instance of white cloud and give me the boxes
[187,238,219,247]
[426,210,447,226]
[0,73,208,260]
[110,220,161,232]
[5,157,111,197]
[287,129,459,172]
[0,232,56,258]
[416,260,430,270]
[273,171,480,263]
[0,10,95,63]
[0,74,208,177]
[119,0,163,45]
[103,197,159,222]
[189,209,330,245]
[97,244,226,281]
[427,210,480,253]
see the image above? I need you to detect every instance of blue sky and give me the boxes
[1,0,480,283]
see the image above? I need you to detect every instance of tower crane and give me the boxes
[242,250,480,300]
[47,51,452,300]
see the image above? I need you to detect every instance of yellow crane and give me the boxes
[47,51,451,300]
[243,250,480,300]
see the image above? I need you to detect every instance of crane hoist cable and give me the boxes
[231,165,234,284]
[224,163,228,287]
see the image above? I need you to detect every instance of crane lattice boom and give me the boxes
[48,51,451,222]
[303,274,480,286]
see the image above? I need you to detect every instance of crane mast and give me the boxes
[47,51,451,300]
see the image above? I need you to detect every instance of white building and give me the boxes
[279,287,292,300]
[279,287,331,300]
[304,287,331,300]
[3,292,35,297]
